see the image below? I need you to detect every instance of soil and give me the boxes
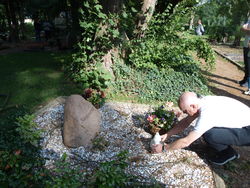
[210,45,249,107]
[1,42,250,187]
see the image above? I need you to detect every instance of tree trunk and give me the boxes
[68,0,80,47]
[17,1,25,40]
[189,13,194,30]
[135,0,157,38]
[4,0,19,42]
[233,35,241,47]
[97,0,124,76]
[4,1,12,41]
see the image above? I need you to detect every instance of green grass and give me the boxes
[0,51,81,111]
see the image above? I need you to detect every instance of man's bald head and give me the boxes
[178,92,199,113]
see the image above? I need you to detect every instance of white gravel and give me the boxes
[34,97,215,187]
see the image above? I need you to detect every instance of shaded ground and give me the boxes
[206,48,249,107]
[0,42,79,111]
[0,40,61,55]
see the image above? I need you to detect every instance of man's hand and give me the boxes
[163,143,170,151]
[161,133,168,142]
[151,144,163,153]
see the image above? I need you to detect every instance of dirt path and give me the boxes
[208,47,250,107]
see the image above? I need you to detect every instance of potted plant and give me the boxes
[146,103,181,135]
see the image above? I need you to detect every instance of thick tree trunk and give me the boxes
[17,1,25,40]
[4,1,12,41]
[68,0,80,47]
[4,0,19,42]
[97,0,124,76]
[135,0,157,38]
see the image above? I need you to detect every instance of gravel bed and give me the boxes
[34,98,214,187]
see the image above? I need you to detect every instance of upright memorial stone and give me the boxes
[63,95,101,148]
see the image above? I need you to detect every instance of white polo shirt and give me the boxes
[194,96,250,135]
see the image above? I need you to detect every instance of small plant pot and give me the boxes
[94,104,100,109]
[150,126,161,135]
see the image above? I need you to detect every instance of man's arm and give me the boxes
[165,131,202,150]
[161,112,199,142]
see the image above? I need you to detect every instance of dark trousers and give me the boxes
[203,126,250,151]
[242,47,250,83]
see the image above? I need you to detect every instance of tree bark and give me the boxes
[189,14,194,30]
[4,0,20,42]
[4,0,12,40]
[67,0,81,47]
[233,35,241,47]
[17,0,25,39]
[135,0,157,38]
[97,0,124,76]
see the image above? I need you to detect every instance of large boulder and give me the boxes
[63,95,101,148]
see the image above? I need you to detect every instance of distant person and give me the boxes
[239,18,250,95]
[160,92,250,165]
[54,12,67,49]
[195,19,205,36]
[43,20,52,41]
[34,18,41,41]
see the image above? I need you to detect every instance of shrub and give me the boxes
[15,115,42,147]
[127,1,215,71]
[111,62,211,103]
[82,88,106,107]
[90,151,132,187]
[0,106,48,187]
[45,153,84,188]
[67,1,115,91]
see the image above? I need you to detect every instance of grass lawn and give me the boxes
[0,51,81,111]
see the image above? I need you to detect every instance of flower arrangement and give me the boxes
[146,102,181,134]
[82,88,106,108]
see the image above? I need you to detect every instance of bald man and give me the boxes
[161,92,250,165]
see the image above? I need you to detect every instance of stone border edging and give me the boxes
[213,49,244,71]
